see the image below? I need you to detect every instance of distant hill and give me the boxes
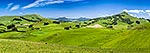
[55,17,72,22]
[52,17,90,22]
[84,11,150,29]
[76,17,90,21]
[0,14,53,33]
[0,14,44,24]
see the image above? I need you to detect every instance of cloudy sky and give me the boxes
[0,0,150,18]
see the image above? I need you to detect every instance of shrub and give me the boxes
[7,24,15,29]
[84,22,87,24]
[75,25,80,28]
[44,22,49,25]
[15,22,20,24]
[29,25,33,28]
[136,21,140,24]
[121,18,133,24]
[112,18,119,25]
[102,22,108,25]
[69,26,72,28]
[34,28,40,30]
[64,27,70,30]
[0,24,5,26]
[87,23,91,25]
[12,27,18,31]
[13,18,22,21]
[147,19,150,22]
[113,22,118,25]
[53,21,60,24]
[107,25,113,28]
[81,25,87,27]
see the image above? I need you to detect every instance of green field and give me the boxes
[1,39,150,53]
[0,12,150,53]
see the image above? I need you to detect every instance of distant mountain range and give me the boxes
[50,17,91,22]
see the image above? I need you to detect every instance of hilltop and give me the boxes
[86,12,149,29]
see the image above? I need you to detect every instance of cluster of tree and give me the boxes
[13,18,22,21]
[64,20,99,30]
[52,21,60,24]
[147,19,150,22]
[136,21,140,24]
[139,18,150,23]
[44,22,49,25]
[0,23,42,33]
[0,24,6,33]
[114,14,135,25]
[19,16,42,22]
[106,25,113,29]
[0,16,49,33]
[64,26,72,30]
[120,18,134,24]
[0,24,5,26]
[111,17,119,25]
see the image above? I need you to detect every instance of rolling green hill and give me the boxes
[85,12,149,29]
[0,12,150,52]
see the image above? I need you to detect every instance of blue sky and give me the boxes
[0,0,150,18]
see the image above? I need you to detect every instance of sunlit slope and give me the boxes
[0,39,149,53]
[0,14,43,24]
[102,23,150,48]
[0,39,105,53]
[91,12,149,29]
[42,28,122,47]
[41,23,150,49]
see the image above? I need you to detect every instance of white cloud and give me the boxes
[129,14,135,16]
[10,5,20,11]
[123,9,144,13]
[22,0,83,9]
[6,3,14,9]
[123,9,150,18]
[146,10,150,13]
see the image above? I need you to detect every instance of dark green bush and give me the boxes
[136,21,140,24]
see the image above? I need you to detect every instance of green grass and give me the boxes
[0,39,102,53]
[102,23,150,48]
[1,23,150,49]
[1,39,150,53]
[0,13,150,53]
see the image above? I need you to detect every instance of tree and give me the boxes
[44,22,49,25]
[13,18,22,21]
[29,25,33,28]
[146,19,150,22]
[75,25,80,28]
[53,21,60,24]
[64,27,69,30]
[136,21,140,24]
[107,25,113,28]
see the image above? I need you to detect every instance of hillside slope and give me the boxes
[102,23,150,48]
[0,39,149,53]
[0,39,106,53]
[84,12,149,29]
[0,12,150,52]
